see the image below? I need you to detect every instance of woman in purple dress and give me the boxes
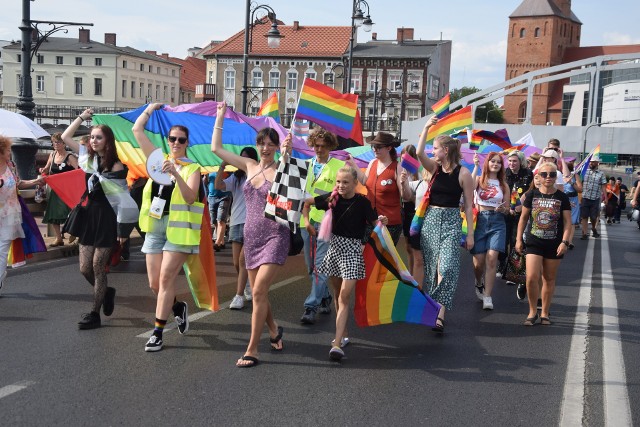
[211,102,291,368]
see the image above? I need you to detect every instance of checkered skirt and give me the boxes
[318,234,365,280]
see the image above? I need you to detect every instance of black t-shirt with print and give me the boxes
[523,189,571,243]
[315,193,378,239]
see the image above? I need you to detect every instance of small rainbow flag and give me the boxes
[467,129,483,150]
[354,223,442,328]
[460,208,478,247]
[574,144,601,179]
[296,78,359,139]
[510,188,521,210]
[426,106,473,145]
[257,92,280,123]
[450,127,469,145]
[431,93,450,119]
[400,153,420,175]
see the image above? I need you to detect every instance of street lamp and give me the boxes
[324,62,345,91]
[371,83,396,136]
[241,1,283,115]
[346,0,373,94]
[393,72,419,143]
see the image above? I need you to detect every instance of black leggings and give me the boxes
[79,244,112,313]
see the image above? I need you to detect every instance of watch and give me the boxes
[562,240,570,246]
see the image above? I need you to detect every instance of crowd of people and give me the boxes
[2,104,632,368]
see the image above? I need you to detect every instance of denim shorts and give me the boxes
[141,215,199,255]
[208,196,231,223]
[228,223,244,243]
[470,210,507,254]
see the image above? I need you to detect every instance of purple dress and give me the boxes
[243,179,290,270]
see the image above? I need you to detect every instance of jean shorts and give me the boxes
[228,223,244,243]
[470,210,507,255]
[208,195,231,223]
[141,215,199,255]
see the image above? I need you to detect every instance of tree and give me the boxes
[450,86,504,124]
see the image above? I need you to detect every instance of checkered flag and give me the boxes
[264,155,309,232]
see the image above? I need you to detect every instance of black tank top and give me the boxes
[430,165,463,207]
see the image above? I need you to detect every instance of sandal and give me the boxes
[236,355,259,368]
[431,317,445,333]
[523,313,539,326]
[540,316,552,326]
[48,240,64,248]
[270,326,284,351]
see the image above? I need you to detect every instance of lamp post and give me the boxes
[394,72,419,143]
[241,0,283,115]
[346,0,373,93]
[325,62,345,92]
[371,84,396,137]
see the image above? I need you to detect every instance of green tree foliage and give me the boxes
[450,86,504,124]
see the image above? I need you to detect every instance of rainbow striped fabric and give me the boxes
[354,223,442,328]
[426,106,473,145]
[460,208,478,247]
[400,153,420,174]
[257,92,280,122]
[467,129,483,150]
[574,144,601,179]
[431,93,450,119]
[296,78,359,139]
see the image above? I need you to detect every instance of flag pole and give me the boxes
[291,77,307,131]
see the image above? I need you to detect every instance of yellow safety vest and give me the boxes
[303,157,345,226]
[139,162,203,246]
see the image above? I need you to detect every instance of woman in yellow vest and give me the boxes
[133,103,203,352]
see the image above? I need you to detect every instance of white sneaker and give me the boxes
[229,294,244,310]
[474,280,484,301]
[243,282,252,301]
[482,296,494,310]
[331,337,350,348]
[495,271,503,279]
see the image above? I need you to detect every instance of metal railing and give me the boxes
[0,103,130,119]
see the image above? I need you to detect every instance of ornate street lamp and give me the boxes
[346,0,373,94]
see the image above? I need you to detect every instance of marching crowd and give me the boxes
[0,105,631,368]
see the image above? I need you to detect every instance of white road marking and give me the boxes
[0,381,35,400]
[599,226,632,426]
[136,275,305,338]
[559,232,594,426]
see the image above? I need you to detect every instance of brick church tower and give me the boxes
[503,0,582,125]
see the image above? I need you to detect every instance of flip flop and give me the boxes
[540,316,552,326]
[523,313,539,326]
[236,355,259,368]
[270,326,284,351]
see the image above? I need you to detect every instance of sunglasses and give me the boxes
[168,136,188,144]
[371,145,390,151]
[538,171,557,178]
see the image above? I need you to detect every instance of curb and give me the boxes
[29,237,145,264]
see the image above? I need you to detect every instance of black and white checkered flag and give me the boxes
[264,155,309,232]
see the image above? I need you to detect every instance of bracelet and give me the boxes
[142,111,151,117]
[78,116,85,121]
[562,240,570,246]
[214,126,223,130]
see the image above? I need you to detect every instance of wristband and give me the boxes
[214,126,223,130]
[562,240,570,246]
[142,111,151,117]
[78,116,85,121]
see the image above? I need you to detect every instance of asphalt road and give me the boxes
[1,220,638,426]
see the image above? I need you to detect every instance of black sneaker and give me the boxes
[300,308,316,325]
[78,312,101,330]
[103,287,116,317]
[173,301,189,335]
[145,335,163,352]
[319,295,333,315]
[516,283,526,301]
[592,229,600,238]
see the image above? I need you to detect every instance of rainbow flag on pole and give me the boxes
[426,106,473,144]
[574,144,601,179]
[467,129,483,150]
[295,78,359,139]
[431,93,451,119]
[472,129,512,150]
[354,223,442,328]
[257,92,280,122]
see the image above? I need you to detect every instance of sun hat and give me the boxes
[542,149,559,160]
[527,152,541,163]
[368,131,400,148]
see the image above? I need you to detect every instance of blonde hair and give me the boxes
[434,135,461,166]
[338,165,358,182]
[537,162,558,174]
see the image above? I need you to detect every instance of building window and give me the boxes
[123,60,127,69]
[139,82,144,98]
[208,70,214,83]
[519,28,525,38]
[170,87,175,103]
[323,72,334,87]
[56,56,63,65]
[172,69,175,77]
[95,78,102,96]
[368,74,381,92]
[225,70,235,89]
[17,54,21,63]
[131,81,135,98]
[269,70,280,89]
[122,80,127,97]
[37,54,44,64]
[36,75,44,92]
[149,65,152,73]
[350,73,362,93]
[304,71,316,81]
[156,85,160,99]
[55,76,63,95]
[534,28,540,38]
[75,77,83,95]
[252,70,263,88]
[287,71,298,91]
[76,57,83,66]
[95,57,102,66]
[407,107,421,121]
[140,63,144,71]
[157,67,160,74]
[389,72,402,92]
[163,85,167,100]
[148,83,152,99]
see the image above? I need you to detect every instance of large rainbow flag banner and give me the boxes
[257,92,280,123]
[295,78,359,139]
[574,144,601,179]
[354,223,442,328]
[431,93,451,119]
[426,106,473,145]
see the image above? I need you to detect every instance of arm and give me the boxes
[132,103,164,158]
[558,148,569,177]
[210,102,255,173]
[66,152,79,169]
[399,170,414,202]
[61,108,93,153]
[214,164,228,191]
[459,168,475,250]
[346,155,368,185]
[515,206,531,254]
[471,153,480,179]
[633,180,640,207]
[164,163,200,205]
[416,116,439,174]
[39,153,53,175]
[557,209,572,256]
[302,200,315,236]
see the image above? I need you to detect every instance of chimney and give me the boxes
[79,29,90,43]
[145,50,158,56]
[161,53,169,60]
[104,33,116,46]
[293,21,299,31]
[397,28,414,43]
[372,32,377,41]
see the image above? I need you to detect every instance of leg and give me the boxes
[155,251,189,321]
[540,258,561,320]
[215,220,227,246]
[483,250,500,297]
[0,239,12,291]
[472,253,486,285]
[410,247,424,287]
[78,244,97,286]
[52,223,63,244]
[146,253,163,296]
[90,246,113,313]
[333,279,357,345]
[525,254,543,320]
[233,242,248,295]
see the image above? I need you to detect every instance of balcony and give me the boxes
[195,83,216,102]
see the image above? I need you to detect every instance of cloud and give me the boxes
[602,32,640,45]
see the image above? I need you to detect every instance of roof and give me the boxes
[4,37,178,65]
[510,0,581,24]
[204,22,351,58]
[350,40,445,59]
[156,56,206,92]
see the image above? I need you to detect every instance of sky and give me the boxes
[1,0,639,91]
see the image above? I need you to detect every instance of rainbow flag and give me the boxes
[473,129,512,150]
[467,129,483,150]
[257,92,280,123]
[574,144,601,179]
[354,223,442,328]
[8,196,46,267]
[510,187,522,210]
[460,208,478,247]
[426,106,473,145]
[432,93,450,119]
[400,153,420,175]
[450,127,469,145]
[295,78,359,139]
[291,119,310,141]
